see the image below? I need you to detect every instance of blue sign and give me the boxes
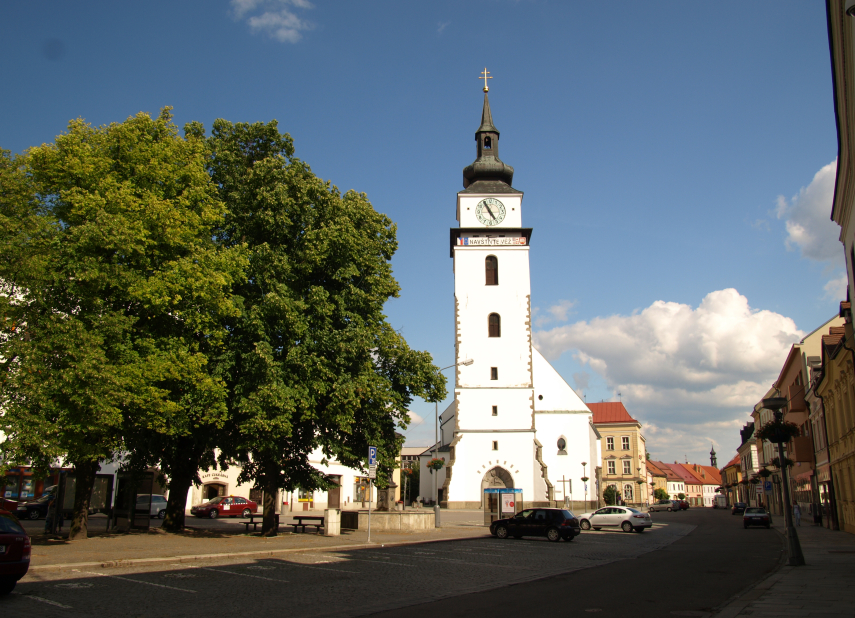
[484,488,523,494]
[764,481,772,492]
[368,446,377,466]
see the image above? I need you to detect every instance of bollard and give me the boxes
[324,508,340,536]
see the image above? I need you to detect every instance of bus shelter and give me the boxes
[483,488,523,525]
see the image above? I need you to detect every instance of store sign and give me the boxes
[501,493,516,514]
[457,237,526,247]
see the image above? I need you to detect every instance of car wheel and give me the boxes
[580,519,591,530]
[242,508,252,518]
[209,510,218,519]
[546,527,561,542]
[634,527,646,533]
[667,507,673,512]
[28,510,40,520]
[495,525,508,539]
[621,521,633,533]
[0,577,16,596]
[158,509,167,519]
[648,507,654,513]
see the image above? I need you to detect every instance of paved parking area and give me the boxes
[8,521,694,617]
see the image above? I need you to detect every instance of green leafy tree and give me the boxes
[677,492,686,500]
[207,120,446,535]
[0,110,243,538]
[603,485,618,505]
[653,488,669,500]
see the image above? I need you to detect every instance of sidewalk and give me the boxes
[24,515,490,574]
[713,521,855,617]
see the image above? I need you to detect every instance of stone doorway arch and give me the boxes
[481,467,514,508]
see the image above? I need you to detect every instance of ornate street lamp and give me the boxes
[761,396,805,566]
[581,461,588,507]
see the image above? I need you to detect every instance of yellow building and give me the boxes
[720,454,742,507]
[589,402,647,506]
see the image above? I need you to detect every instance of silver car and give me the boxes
[135,495,168,519]
[648,499,681,512]
[578,506,653,533]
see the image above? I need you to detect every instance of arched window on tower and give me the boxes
[484,136,492,150]
[485,256,498,285]
[488,313,501,338]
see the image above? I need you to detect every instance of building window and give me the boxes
[607,461,616,475]
[621,436,630,450]
[624,484,633,501]
[488,313,501,337]
[492,441,498,451]
[491,367,498,380]
[492,405,498,416]
[484,136,492,150]
[606,437,614,450]
[622,460,631,475]
[485,256,498,285]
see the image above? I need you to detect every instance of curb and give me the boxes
[27,531,493,573]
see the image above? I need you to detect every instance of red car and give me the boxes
[679,500,690,510]
[190,496,257,519]
[0,509,31,595]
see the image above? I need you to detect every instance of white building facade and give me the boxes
[420,88,600,510]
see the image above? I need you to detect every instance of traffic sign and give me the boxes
[764,481,772,492]
[368,446,377,466]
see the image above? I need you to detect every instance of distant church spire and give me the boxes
[710,444,717,468]
[462,70,515,192]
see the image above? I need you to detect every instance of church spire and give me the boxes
[462,72,515,192]
[710,444,717,468]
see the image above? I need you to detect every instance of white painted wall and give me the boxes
[457,194,523,228]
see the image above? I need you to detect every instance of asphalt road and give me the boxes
[4,508,782,618]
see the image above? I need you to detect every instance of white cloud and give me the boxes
[437,21,450,34]
[776,161,843,265]
[533,299,576,327]
[534,289,804,463]
[230,0,314,43]
[824,273,848,301]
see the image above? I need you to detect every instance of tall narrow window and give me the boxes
[491,367,498,380]
[485,256,498,285]
[492,441,498,451]
[484,136,492,149]
[492,405,498,416]
[488,313,501,337]
[607,461,616,475]
[606,437,614,451]
[621,436,630,450]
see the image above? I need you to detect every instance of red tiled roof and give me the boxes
[646,460,667,477]
[588,402,638,424]
[649,461,682,482]
[720,454,740,474]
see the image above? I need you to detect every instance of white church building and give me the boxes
[420,82,601,511]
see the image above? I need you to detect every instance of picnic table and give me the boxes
[241,513,279,532]
[290,515,324,533]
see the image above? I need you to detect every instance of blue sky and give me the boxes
[0,1,841,465]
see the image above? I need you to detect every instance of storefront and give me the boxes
[3,467,66,502]
[815,465,837,529]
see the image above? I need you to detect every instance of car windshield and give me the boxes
[0,513,25,534]
[745,507,766,514]
[205,497,223,505]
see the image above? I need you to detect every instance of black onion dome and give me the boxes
[462,92,516,192]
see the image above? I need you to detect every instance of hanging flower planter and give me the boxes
[770,456,795,468]
[750,478,759,485]
[427,458,445,473]
[400,468,414,477]
[759,468,772,478]
[755,420,800,444]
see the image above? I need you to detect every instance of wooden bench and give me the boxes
[290,515,324,533]
[242,513,279,532]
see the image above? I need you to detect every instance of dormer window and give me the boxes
[484,136,492,149]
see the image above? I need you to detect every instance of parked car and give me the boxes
[190,496,257,519]
[490,508,580,542]
[743,507,772,528]
[648,499,681,512]
[579,506,653,533]
[731,502,747,515]
[15,492,53,520]
[136,494,168,519]
[0,510,31,595]
[679,500,690,510]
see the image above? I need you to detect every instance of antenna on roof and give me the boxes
[617,391,622,402]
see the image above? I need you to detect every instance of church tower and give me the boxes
[434,71,598,511]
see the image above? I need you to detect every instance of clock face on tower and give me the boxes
[475,198,506,226]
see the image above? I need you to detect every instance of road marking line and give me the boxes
[12,592,73,609]
[338,557,417,567]
[73,569,196,593]
[365,551,527,569]
[279,562,358,574]
[197,567,288,582]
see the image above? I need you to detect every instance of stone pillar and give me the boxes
[324,508,340,536]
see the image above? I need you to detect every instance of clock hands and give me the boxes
[484,205,496,220]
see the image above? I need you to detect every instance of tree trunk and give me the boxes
[68,459,100,541]
[161,471,193,533]
[261,475,279,537]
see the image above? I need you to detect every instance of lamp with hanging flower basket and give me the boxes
[427,458,445,473]
[770,456,795,469]
[759,467,772,478]
[755,419,801,444]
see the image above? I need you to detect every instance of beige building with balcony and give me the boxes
[589,402,647,506]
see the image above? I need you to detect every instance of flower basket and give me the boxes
[750,478,759,485]
[581,476,589,483]
[758,468,772,478]
[400,468,414,477]
[427,458,445,473]
[770,456,795,468]
[755,420,800,444]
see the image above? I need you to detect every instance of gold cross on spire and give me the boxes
[479,68,492,92]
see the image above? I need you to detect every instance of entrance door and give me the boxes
[205,483,226,501]
[327,476,341,509]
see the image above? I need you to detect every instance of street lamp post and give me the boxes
[581,462,588,509]
[433,359,473,528]
[762,397,805,566]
